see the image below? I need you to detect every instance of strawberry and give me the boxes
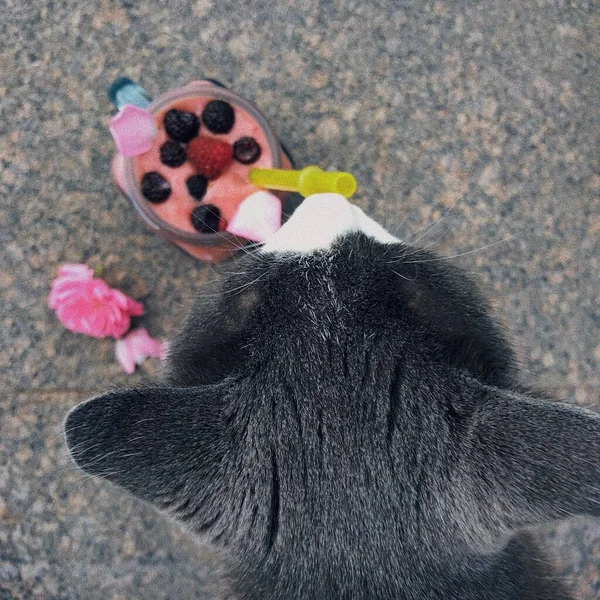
[187,137,233,180]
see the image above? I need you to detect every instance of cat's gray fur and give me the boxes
[65,230,599,599]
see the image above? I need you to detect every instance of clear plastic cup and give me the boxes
[110,81,292,262]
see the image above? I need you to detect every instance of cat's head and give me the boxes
[65,194,600,561]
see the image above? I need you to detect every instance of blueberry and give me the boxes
[233,137,261,164]
[186,175,208,200]
[201,100,235,134]
[141,172,171,203]
[160,141,187,167]
[190,204,221,233]
[163,109,200,142]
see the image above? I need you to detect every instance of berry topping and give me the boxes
[159,141,187,167]
[141,172,171,203]
[201,100,235,134]
[233,137,262,164]
[187,137,233,180]
[190,204,222,233]
[163,109,200,143]
[186,174,209,200]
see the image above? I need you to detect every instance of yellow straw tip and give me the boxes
[248,166,358,198]
[335,173,357,198]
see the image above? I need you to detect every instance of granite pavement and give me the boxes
[1,0,599,597]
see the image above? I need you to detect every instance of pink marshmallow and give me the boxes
[226,191,282,243]
[109,105,157,157]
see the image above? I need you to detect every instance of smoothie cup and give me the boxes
[109,79,292,262]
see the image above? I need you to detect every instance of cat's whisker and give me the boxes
[222,273,268,297]
[385,230,448,265]
[190,272,268,299]
[391,267,419,282]
[404,233,520,264]
[399,227,453,261]
[64,440,103,459]
[388,209,412,241]
[51,421,89,442]
[193,222,272,265]
[404,193,463,247]
[73,448,125,470]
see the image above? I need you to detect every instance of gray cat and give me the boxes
[65,194,599,599]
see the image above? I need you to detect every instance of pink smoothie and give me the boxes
[134,97,276,234]
[111,81,292,262]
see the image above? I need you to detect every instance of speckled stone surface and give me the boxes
[0,393,221,600]
[1,0,598,598]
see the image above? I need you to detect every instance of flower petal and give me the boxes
[109,105,158,157]
[48,263,146,339]
[57,264,94,280]
[115,338,136,374]
[114,328,167,374]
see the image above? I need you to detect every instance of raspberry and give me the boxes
[159,141,187,167]
[190,204,222,233]
[187,137,233,180]
[163,109,200,143]
[140,172,171,203]
[186,175,208,200]
[233,137,261,164]
[201,100,235,134]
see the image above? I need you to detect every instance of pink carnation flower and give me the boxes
[115,327,167,374]
[48,264,144,339]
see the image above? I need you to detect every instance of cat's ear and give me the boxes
[461,385,600,536]
[64,386,231,505]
